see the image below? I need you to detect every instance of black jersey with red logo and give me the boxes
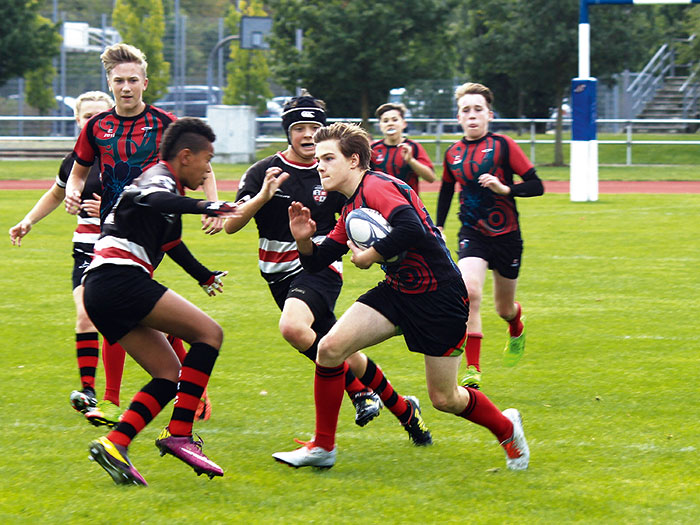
[437,132,543,237]
[310,171,460,294]
[236,152,346,284]
[370,138,433,194]
[72,105,176,221]
[57,153,102,245]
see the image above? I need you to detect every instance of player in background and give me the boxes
[273,122,529,471]
[9,91,114,414]
[85,118,236,486]
[65,43,222,425]
[224,91,432,444]
[435,82,544,389]
[370,102,435,195]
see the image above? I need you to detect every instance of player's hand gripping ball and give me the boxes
[345,208,404,264]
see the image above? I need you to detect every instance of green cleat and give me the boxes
[85,400,122,428]
[460,365,482,389]
[503,316,526,367]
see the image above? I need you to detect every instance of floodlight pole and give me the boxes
[206,35,240,107]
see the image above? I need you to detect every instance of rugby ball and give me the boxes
[345,208,403,263]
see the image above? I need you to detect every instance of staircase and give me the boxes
[633,76,697,133]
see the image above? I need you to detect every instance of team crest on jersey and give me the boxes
[312,185,327,204]
[375,151,385,162]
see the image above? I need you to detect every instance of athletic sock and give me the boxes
[300,333,321,362]
[508,302,523,337]
[457,386,513,443]
[76,332,99,391]
[360,357,408,420]
[107,378,177,448]
[168,342,219,437]
[313,363,345,451]
[102,340,126,406]
[465,332,483,371]
[167,334,188,363]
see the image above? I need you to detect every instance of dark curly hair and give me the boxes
[159,117,216,161]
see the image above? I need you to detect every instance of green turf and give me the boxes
[0,190,698,522]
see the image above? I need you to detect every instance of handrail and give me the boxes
[627,44,667,93]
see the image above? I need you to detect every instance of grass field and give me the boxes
[1,190,699,523]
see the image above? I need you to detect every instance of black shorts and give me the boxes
[71,242,94,289]
[357,278,469,357]
[268,268,342,336]
[83,265,168,344]
[457,228,523,280]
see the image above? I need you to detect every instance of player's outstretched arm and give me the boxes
[200,167,224,235]
[224,167,290,235]
[9,183,65,246]
[288,201,316,255]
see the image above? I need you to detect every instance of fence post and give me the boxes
[435,121,443,166]
[626,122,632,166]
[530,121,536,164]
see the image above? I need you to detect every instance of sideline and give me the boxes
[1,179,699,193]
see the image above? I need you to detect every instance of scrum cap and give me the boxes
[281,98,326,132]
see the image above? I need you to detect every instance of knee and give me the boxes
[278,318,306,349]
[202,321,224,349]
[464,281,482,308]
[427,387,460,414]
[317,335,345,366]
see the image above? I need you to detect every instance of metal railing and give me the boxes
[2,116,700,167]
[626,44,675,118]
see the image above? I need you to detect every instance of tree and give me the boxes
[0,0,61,88]
[267,0,458,124]
[26,62,58,114]
[463,0,662,165]
[223,0,273,114]
[112,0,170,103]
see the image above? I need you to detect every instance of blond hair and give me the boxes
[100,43,148,77]
[74,91,114,117]
[313,122,372,170]
[454,82,494,109]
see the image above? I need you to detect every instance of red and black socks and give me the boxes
[75,332,99,392]
[457,387,513,443]
[360,358,409,422]
[168,342,219,437]
[108,377,177,448]
[102,340,126,406]
[313,362,345,451]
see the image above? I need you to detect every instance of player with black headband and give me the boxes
[224,90,432,445]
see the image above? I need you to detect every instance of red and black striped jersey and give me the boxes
[323,171,460,294]
[56,153,102,245]
[72,105,176,221]
[437,132,542,236]
[370,138,433,194]
[236,152,346,284]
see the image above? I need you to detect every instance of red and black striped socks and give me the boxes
[107,377,177,448]
[360,358,410,423]
[75,332,99,392]
[168,342,219,437]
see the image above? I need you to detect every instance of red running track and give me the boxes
[1,179,699,193]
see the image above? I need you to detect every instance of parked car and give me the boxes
[154,85,222,118]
